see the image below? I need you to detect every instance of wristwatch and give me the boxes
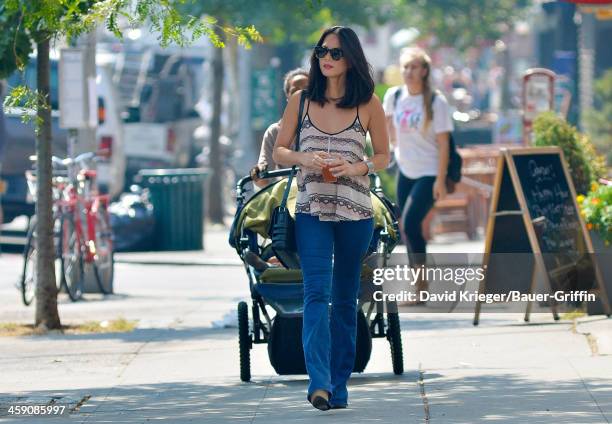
[362,160,375,176]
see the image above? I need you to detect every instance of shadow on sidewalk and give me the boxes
[423,372,612,424]
[1,370,609,423]
[0,372,427,423]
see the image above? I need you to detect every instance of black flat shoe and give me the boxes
[330,404,347,409]
[308,394,330,411]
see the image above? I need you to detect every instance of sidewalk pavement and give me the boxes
[113,223,243,267]
[0,226,611,423]
[112,226,485,267]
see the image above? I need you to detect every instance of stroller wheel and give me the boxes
[387,311,404,375]
[238,301,252,382]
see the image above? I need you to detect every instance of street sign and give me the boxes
[59,48,96,129]
[522,68,555,144]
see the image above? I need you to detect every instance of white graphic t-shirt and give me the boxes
[382,86,454,179]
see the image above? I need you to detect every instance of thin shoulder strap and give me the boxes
[304,92,311,117]
[280,91,307,207]
[355,103,362,128]
[295,91,307,152]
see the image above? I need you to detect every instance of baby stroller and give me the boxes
[229,168,403,382]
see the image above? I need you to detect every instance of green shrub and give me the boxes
[532,112,605,195]
[375,83,391,102]
[378,168,397,203]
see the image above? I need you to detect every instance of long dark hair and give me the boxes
[307,26,374,109]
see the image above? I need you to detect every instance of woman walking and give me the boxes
[273,26,389,410]
[383,48,453,301]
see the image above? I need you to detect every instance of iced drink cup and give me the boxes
[322,158,337,183]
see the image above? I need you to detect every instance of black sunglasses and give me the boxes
[314,46,344,61]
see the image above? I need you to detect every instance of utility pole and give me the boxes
[75,30,97,155]
[237,46,254,178]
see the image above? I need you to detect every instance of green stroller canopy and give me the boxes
[233,178,398,244]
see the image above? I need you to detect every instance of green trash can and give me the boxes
[137,168,210,251]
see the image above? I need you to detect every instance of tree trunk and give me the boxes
[207,29,226,224]
[34,38,61,330]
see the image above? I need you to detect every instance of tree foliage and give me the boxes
[399,0,530,48]
[0,0,262,80]
[185,0,398,46]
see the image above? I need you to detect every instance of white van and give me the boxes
[95,62,125,198]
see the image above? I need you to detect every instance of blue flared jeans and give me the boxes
[295,213,374,407]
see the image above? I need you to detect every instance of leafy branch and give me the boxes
[2,85,48,131]
[78,0,262,48]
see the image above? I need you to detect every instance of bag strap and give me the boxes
[280,91,307,207]
[295,90,306,152]
[393,85,402,109]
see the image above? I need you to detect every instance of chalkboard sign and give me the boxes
[511,152,594,292]
[512,153,582,253]
[474,147,610,324]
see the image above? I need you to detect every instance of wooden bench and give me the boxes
[421,144,509,240]
[423,191,477,240]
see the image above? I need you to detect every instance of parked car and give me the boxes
[1,58,126,223]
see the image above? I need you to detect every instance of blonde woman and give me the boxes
[383,48,453,302]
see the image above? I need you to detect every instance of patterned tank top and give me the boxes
[295,100,373,222]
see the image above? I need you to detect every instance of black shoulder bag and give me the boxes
[269,91,307,254]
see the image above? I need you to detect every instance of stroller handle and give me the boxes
[236,167,298,191]
[235,167,300,206]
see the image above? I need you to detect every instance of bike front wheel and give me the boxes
[20,216,63,305]
[60,214,84,301]
[92,206,114,294]
[20,218,38,306]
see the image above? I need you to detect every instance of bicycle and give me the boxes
[21,151,114,303]
[57,151,114,299]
